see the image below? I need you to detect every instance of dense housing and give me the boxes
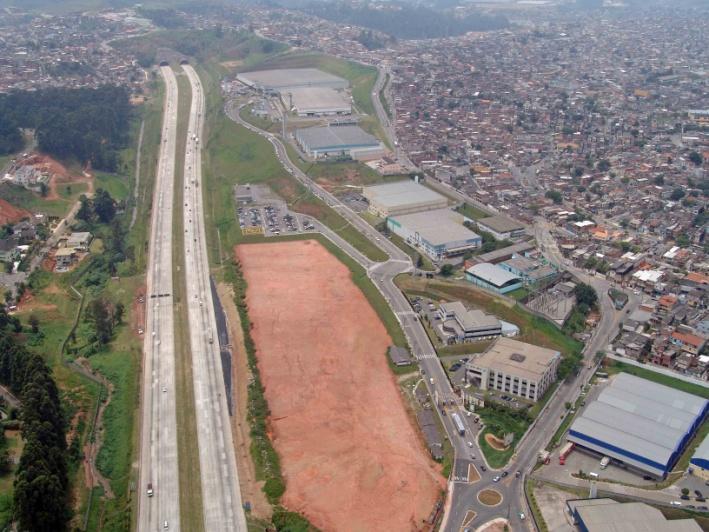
[465,337,561,401]
[363,180,448,217]
[568,373,709,478]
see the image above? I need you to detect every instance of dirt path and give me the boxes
[74,359,115,499]
[216,281,272,520]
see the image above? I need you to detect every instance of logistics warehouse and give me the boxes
[387,209,481,260]
[567,373,709,478]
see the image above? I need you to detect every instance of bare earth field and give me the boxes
[236,240,443,532]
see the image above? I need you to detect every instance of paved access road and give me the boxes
[138,65,181,532]
[228,101,509,528]
[182,64,247,532]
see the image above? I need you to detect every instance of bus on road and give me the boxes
[451,412,465,436]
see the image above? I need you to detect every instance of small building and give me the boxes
[566,498,702,531]
[55,247,76,271]
[387,209,481,261]
[476,214,526,241]
[436,301,501,343]
[66,232,92,251]
[465,337,561,402]
[499,255,557,286]
[295,125,383,160]
[363,180,448,217]
[465,263,523,295]
[388,346,412,366]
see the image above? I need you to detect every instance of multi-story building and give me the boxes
[465,337,561,402]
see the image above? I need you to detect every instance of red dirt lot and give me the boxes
[0,198,31,225]
[236,240,443,532]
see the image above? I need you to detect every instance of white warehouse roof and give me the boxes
[568,373,708,476]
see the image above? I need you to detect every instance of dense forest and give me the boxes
[0,305,69,531]
[302,1,509,39]
[0,85,131,171]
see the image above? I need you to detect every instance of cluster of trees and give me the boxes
[85,297,124,345]
[0,305,69,531]
[0,86,130,171]
[303,1,509,39]
[77,189,117,225]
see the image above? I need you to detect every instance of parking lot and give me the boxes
[235,184,317,237]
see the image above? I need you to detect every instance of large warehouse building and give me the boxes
[568,373,709,479]
[236,68,348,91]
[363,180,448,217]
[386,208,481,260]
[286,87,351,117]
[295,125,383,160]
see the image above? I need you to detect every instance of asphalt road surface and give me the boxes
[138,65,181,532]
[182,64,247,532]
[228,94,638,531]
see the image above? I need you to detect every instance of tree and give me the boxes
[93,188,116,224]
[689,151,703,167]
[573,283,598,309]
[28,314,39,334]
[85,298,113,344]
[670,187,685,201]
[77,195,92,222]
[114,302,125,325]
[440,264,454,277]
[545,190,562,204]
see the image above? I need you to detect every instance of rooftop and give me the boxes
[389,208,480,246]
[470,337,560,380]
[237,68,347,90]
[477,214,525,234]
[364,180,447,209]
[568,498,701,532]
[466,262,521,288]
[296,125,380,150]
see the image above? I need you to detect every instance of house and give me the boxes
[54,247,76,271]
[0,239,19,263]
[671,331,706,355]
[66,232,92,251]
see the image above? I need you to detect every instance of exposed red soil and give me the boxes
[236,240,444,532]
[0,198,31,225]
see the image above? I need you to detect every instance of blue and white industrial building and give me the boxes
[567,373,709,479]
[387,208,481,261]
[465,262,524,295]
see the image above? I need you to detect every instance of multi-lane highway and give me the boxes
[182,64,247,532]
[138,65,181,532]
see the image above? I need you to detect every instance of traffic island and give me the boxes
[477,488,503,507]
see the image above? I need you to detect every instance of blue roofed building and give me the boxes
[567,373,709,479]
[465,262,523,295]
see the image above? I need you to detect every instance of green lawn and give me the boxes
[396,275,582,359]
[458,203,491,221]
[0,182,72,218]
[198,63,387,264]
[95,172,130,201]
[605,359,709,399]
[477,406,531,469]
